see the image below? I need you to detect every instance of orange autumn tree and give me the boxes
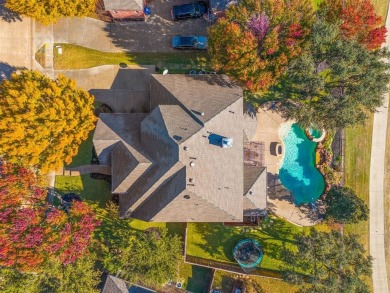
[0,70,96,173]
[208,0,314,92]
[0,165,100,271]
[320,0,386,50]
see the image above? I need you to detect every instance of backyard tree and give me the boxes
[0,70,96,173]
[0,164,100,272]
[5,0,96,25]
[0,254,101,293]
[320,0,386,50]
[324,186,369,224]
[282,228,372,293]
[98,204,182,287]
[275,17,390,129]
[208,0,314,92]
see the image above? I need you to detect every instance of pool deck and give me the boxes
[253,103,324,227]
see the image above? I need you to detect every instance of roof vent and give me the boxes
[201,112,205,116]
[184,146,188,151]
[189,178,194,183]
[190,162,195,167]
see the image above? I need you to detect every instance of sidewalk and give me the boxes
[369,3,390,291]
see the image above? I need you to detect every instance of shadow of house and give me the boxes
[88,65,154,113]
[0,0,22,22]
[0,62,25,81]
[93,74,267,222]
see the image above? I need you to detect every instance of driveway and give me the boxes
[53,0,209,52]
[0,0,32,77]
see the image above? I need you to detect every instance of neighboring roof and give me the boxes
[102,275,128,293]
[129,285,156,293]
[243,166,267,216]
[209,0,237,12]
[103,0,143,11]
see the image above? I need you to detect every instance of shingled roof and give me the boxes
[102,275,128,293]
[103,0,143,11]
[93,74,267,222]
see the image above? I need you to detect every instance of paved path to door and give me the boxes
[370,3,390,292]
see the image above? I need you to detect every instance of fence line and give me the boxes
[184,255,283,281]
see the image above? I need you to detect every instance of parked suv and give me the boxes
[171,1,208,20]
[172,36,208,50]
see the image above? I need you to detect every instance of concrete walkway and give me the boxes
[369,4,390,292]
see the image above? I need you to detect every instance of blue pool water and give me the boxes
[279,123,325,204]
[308,128,322,139]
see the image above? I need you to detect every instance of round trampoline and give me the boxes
[233,239,263,269]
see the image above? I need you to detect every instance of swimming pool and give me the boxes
[279,123,325,204]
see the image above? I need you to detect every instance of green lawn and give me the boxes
[186,218,330,273]
[344,117,374,290]
[55,175,112,207]
[344,117,373,251]
[212,270,299,293]
[54,43,210,73]
[178,262,213,293]
[67,130,94,167]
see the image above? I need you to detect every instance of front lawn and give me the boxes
[55,174,111,207]
[54,44,210,73]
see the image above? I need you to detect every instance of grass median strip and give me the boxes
[54,43,210,72]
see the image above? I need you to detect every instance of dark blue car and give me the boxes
[172,36,208,50]
[171,1,208,20]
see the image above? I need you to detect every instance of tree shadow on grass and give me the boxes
[189,219,298,265]
[185,266,213,293]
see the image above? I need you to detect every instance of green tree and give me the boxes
[276,17,390,129]
[5,0,96,25]
[282,228,372,293]
[0,254,101,293]
[208,0,314,92]
[324,186,369,224]
[98,203,182,287]
[0,70,96,172]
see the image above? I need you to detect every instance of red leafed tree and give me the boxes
[208,0,314,92]
[321,0,386,50]
[0,164,100,271]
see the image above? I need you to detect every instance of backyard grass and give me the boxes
[178,262,213,293]
[186,217,331,273]
[212,270,299,293]
[54,43,210,73]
